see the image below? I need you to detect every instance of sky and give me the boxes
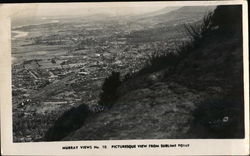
[6,2,181,19]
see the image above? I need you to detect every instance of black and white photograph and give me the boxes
[10,3,245,142]
[0,1,249,155]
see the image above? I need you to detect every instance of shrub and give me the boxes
[184,12,213,42]
[44,104,91,141]
[147,49,179,68]
[98,71,121,109]
[191,98,244,138]
[122,72,135,82]
[137,49,179,76]
[184,12,213,47]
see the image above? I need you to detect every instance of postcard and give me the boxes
[0,1,249,155]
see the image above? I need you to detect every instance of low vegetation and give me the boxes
[44,104,91,141]
[184,12,213,44]
[98,71,121,109]
[13,112,57,142]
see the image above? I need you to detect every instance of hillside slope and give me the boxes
[63,30,244,140]
[64,81,204,140]
[53,5,245,141]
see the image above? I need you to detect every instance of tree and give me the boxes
[98,72,121,109]
[51,58,56,64]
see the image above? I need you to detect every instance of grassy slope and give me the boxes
[62,28,243,140]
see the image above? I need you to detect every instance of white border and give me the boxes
[0,1,249,155]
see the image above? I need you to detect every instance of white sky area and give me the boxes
[6,2,181,18]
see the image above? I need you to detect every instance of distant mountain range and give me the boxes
[136,6,216,26]
[137,6,181,18]
[12,6,216,28]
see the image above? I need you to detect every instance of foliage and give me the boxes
[184,12,213,44]
[13,112,58,142]
[138,50,178,75]
[98,72,121,109]
[44,104,91,141]
[122,72,136,82]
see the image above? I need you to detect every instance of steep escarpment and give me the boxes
[47,5,245,141]
[63,31,244,140]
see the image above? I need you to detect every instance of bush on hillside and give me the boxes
[184,12,213,45]
[98,71,121,109]
[142,51,179,74]
[122,72,135,82]
[44,104,91,141]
